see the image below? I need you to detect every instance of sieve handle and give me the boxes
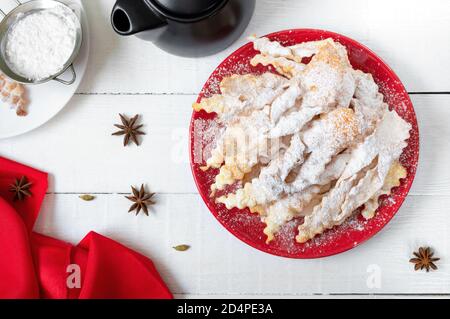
[53,64,77,85]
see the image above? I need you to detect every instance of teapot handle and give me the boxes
[111,0,167,36]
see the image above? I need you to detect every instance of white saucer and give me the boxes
[0,0,89,139]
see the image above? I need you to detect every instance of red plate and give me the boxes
[189,29,419,258]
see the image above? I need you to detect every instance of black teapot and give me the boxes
[111,0,255,57]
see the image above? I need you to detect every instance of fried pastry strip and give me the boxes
[251,36,294,59]
[217,132,305,207]
[296,109,411,243]
[289,39,338,60]
[209,124,266,192]
[251,37,338,62]
[265,40,357,138]
[299,41,355,110]
[262,152,351,242]
[263,185,323,242]
[340,109,411,181]
[289,108,360,192]
[296,174,359,243]
[361,160,407,219]
[193,73,289,121]
[270,80,302,123]
[250,54,305,79]
[268,105,322,138]
[252,37,356,112]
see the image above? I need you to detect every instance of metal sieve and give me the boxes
[0,0,83,85]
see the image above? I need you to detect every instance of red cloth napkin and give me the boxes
[0,156,172,299]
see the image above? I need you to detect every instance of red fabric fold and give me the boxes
[0,157,172,299]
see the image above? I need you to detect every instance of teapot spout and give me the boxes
[111,0,167,36]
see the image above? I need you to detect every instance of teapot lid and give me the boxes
[149,0,228,21]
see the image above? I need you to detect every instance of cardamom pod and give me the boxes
[79,194,95,201]
[173,244,190,251]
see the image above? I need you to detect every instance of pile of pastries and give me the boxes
[194,37,410,243]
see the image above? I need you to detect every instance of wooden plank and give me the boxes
[0,94,448,196]
[1,0,448,299]
[75,0,450,94]
[34,193,450,294]
[1,94,193,193]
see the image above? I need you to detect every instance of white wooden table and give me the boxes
[1,0,450,298]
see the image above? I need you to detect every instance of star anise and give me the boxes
[112,114,145,146]
[125,184,155,216]
[9,176,32,201]
[409,247,440,272]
